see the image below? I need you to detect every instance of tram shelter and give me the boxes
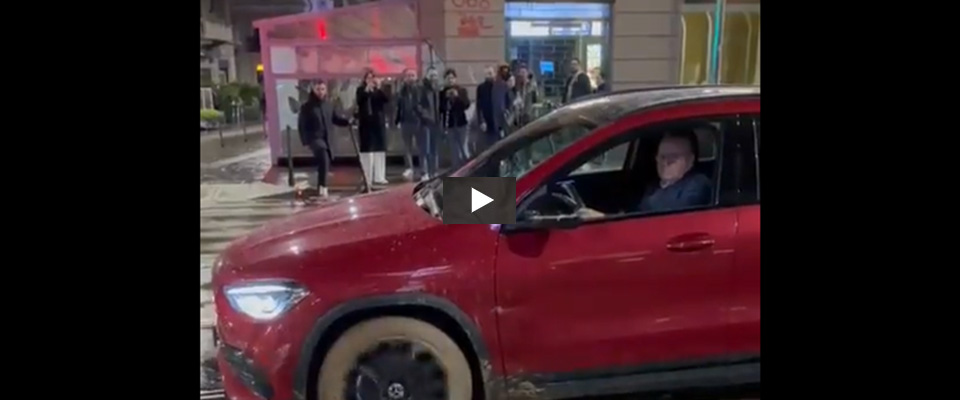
[254,0,444,165]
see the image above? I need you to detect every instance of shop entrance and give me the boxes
[504,2,611,102]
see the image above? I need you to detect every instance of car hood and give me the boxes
[219,184,433,272]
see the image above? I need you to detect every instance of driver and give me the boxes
[578,131,712,218]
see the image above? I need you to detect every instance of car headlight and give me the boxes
[224,281,308,321]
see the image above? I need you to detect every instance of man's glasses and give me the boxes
[656,153,688,164]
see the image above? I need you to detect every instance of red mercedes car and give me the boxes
[213,86,761,400]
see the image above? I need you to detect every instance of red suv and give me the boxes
[213,86,761,400]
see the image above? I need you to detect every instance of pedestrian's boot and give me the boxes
[317,185,329,199]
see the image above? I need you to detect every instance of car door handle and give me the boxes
[666,233,716,252]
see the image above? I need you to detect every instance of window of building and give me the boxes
[680,0,760,85]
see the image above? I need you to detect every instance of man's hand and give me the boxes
[575,208,604,219]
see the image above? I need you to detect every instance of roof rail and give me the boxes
[566,84,757,106]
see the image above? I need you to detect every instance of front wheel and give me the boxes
[317,317,473,400]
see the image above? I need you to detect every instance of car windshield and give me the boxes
[455,96,636,179]
[412,95,635,218]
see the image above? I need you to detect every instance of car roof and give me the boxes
[562,85,760,124]
[572,85,759,106]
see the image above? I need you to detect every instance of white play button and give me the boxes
[439,177,516,224]
[471,187,494,213]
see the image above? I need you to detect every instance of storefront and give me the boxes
[680,0,761,85]
[437,0,759,98]
[504,2,611,101]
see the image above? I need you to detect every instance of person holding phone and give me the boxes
[439,68,470,168]
[355,69,390,185]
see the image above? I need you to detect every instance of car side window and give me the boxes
[717,114,758,205]
[569,141,630,175]
[518,115,740,221]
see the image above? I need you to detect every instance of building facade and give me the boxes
[229,0,379,85]
[426,0,758,101]
[227,0,759,93]
[201,0,238,84]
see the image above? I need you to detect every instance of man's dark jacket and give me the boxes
[395,82,428,126]
[298,92,350,154]
[563,71,593,103]
[439,85,470,128]
[475,78,493,129]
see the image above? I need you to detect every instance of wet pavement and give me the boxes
[200,125,265,163]
[200,125,269,183]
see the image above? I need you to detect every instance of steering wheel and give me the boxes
[548,192,580,212]
[556,180,586,212]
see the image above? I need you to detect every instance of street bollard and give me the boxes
[285,125,295,187]
[218,122,224,148]
[241,105,248,142]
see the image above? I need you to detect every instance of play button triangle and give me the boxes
[471,187,494,213]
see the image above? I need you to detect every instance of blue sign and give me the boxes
[540,61,554,75]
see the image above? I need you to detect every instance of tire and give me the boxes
[317,316,473,400]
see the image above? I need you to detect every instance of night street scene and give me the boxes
[201,0,759,399]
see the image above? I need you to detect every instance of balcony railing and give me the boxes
[201,19,234,44]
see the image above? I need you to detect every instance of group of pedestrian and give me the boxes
[397,63,537,182]
[296,59,610,199]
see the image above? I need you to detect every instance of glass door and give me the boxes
[505,2,611,102]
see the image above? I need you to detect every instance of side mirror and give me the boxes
[505,214,582,233]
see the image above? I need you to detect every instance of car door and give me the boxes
[728,115,760,355]
[494,109,752,378]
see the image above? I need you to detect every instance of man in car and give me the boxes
[578,131,712,218]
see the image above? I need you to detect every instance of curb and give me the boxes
[200,124,264,144]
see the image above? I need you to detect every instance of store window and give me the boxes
[505,2,611,102]
[680,0,760,85]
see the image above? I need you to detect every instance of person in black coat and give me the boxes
[420,68,442,176]
[475,66,495,152]
[298,80,351,198]
[355,70,390,185]
[439,68,471,167]
[476,65,512,152]
[562,58,593,104]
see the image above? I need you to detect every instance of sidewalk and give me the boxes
[200,128,268,167]
[200,123,264,144]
